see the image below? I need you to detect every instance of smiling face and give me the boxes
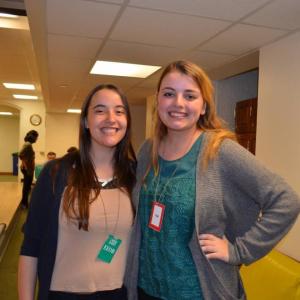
[157,71,205,135]
[85,88,128,152]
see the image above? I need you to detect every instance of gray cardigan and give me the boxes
[124,132,300,300]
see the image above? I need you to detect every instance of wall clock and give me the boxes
[30,114,42,126]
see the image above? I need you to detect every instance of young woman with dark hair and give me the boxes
[18,84,136,300]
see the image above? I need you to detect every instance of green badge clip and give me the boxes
[97,234,122,263]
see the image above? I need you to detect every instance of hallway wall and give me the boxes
[0,117,19,173]
[257,31,300,261]
[214,69,258,130]
[45,112,79,158]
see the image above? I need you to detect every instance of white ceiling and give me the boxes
[0,0,300,113]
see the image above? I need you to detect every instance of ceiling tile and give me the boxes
[129,0,270,21]
[48,57,92,85]
[49,86,78,105]
[48,34,102,59]
[75,74,141,99]
[99,40,182,66]
[244,0,300,30]
[0,28,27,55]
[71,74,149,107]
[110,7,231,49]
[2,0,298,113]
[47,0,121,38]
[186,51,237,71]
[136,70,163,89]
[199,24,288,55]
[0,54,34,82]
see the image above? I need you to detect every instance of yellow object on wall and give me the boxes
[240,250,300,300]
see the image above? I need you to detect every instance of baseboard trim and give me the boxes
[0,172,13,175]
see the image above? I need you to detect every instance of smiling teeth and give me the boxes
[169,112,186,117]
[101,128,118,133]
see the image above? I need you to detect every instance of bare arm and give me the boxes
[18,255,38,300]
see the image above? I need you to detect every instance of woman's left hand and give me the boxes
[198,234,229,262]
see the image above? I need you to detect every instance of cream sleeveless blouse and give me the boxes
[50,187,133,292]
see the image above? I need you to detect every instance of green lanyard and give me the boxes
[97,189,122,263]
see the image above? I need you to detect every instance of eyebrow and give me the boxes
[161,87,199,93]
[161,87,175,91]
[115,105,126,109]
[92,104,105,109]
[91,104,126,109]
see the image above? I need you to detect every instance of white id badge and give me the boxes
[148,201,165,232]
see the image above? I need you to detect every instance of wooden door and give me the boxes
[235,98,257,134]
[235,98,257,155]
[236,133,256,154]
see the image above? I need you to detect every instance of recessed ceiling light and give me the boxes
[90,61,161,78]
[0,112,13,115]
[0,13,18,19]
[3,83,35,90]
[67,109,81,114]
[13,94,38,100]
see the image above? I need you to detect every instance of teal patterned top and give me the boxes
[138,135,204,300]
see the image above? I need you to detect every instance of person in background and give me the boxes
[19,130,39,209]
[35,152,57,180]
[67,146,78,154]
[47,151,57,161]
[18,84,136,300]
[125,60,300,300]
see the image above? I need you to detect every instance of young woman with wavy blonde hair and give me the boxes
[125,60,300,300]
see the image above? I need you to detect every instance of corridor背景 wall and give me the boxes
[257,30,300,261]
[0,117,19,173]
[45,112,79,158]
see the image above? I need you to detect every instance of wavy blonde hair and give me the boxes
[150,60,235,175]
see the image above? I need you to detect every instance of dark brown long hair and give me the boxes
[61,84,136,230]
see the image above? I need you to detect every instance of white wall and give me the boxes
[45,113,80,158]
[214,70,258,130]
[0,116,19,173]
[130,104,146,151]
[257,31,300,261]
[145,95,155,139]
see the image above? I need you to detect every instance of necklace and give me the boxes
[153,130,201,202]
[97,188,122,263]
[98,177,113,187]
[148,130,201,232]
[99,188,120,235]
